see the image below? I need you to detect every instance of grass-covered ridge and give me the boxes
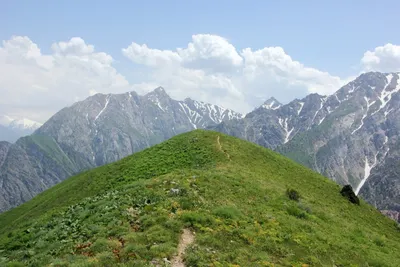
[0,130,399,266]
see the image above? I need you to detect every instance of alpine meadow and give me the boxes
[0,131,399,266]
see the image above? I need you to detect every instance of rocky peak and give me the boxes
[0,86,243,213]
[143,87,173,113]
[146,86,170,98]
[183,97,196,104]
[262,97,282,110]
[0,115,42,143]
[0,115,14,127]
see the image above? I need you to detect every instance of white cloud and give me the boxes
[361,43,400,72]
[122,34,345,111]
[0,36,129,122]
[89,89,98,96]
[122,43,181,67]
[52,37,95,56]
[177,34,243,73]
[4,34,400,124]
[240,46,344,99]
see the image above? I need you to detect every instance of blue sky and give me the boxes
[3,0,399,76]
[2,0,400,122]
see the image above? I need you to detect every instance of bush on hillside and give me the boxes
[340,185,360,205]
[287,206,308,219]
[286,189,300,202]
[213,206,243,220]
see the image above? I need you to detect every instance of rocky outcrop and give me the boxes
[381,210,400,223]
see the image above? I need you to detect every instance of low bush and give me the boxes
[287,206,308,219]
[180,212,214,227]
[286,189,300,202]
[213,206,242,220]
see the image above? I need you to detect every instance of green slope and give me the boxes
[0,130,399,266]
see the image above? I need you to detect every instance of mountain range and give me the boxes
[1,72,400,223]
[213,72,400,221]
[0,87,241,212]
[0,115,42,143]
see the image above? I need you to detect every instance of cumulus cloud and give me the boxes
[0,36,129,122]
[361,43,400,72]
[177,34,243,73]
[122,34,344,110]
[3,33,400,123]
[240,46,344,98]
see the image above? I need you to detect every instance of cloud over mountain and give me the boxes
[1,34,399,122]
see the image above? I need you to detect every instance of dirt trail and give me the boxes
[217,136,231,161]
[171,229,195,267]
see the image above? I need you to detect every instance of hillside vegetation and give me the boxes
[0,130,399,266]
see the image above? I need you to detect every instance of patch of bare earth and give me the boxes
[217,136,231,161]
[171,228,195,267]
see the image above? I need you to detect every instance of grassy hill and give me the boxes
[0,130,399,266]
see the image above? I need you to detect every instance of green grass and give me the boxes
[17,134,77,173]
[0,130,399,266]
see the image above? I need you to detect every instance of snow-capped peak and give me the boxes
[0,115,14,127]
[147,86,169,98]
[9,118,42,130]
[262,97,282,110]
[178,98,242,129]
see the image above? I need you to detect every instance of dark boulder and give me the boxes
[340,185,360,205]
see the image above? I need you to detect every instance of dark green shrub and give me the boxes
[97,251,117,266]
[287,206,307,219]
[179,198,195,210]
[286,189,300,202]
[184,246,210,266]
[298,203,312,214]
[148,242,176,258]
[7,240,24,250]
[48,258,69,266]
[121,243,148,260]
[180,212,214,227]
[373,236,385,247]
[145,225,174,243]
[213,206,242,220]
[6,262,25,267]
[90,238,109,254]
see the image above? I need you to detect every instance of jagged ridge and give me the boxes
[0,87,241,213]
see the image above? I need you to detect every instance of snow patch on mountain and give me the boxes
[0,115,14,126]
[181,98,242,128]
[279,117,294,144]
[1,115,42,130]
[356,153,378,195]
[262,97,282,110]
[297,102,304,115]
[351,96,376,134]
[371,74,398,116]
